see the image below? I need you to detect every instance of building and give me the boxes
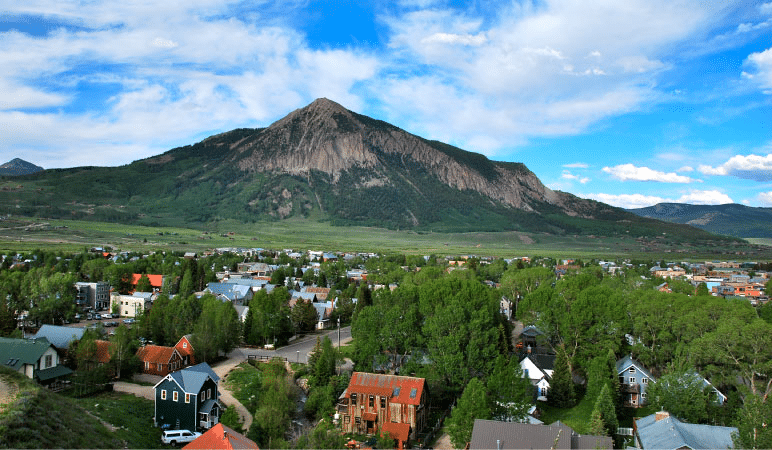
[137,344,184,377]
[519,353,555,401]
[75,281,110,310]
[338,372,428,442]
[111,292,153,317]
[634,411,737,449]
[469,419,612,449]
[0,336,73,391]
[183,423,259,449]
[154,362,223,432]
[616,355,655,407]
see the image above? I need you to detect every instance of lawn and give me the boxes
[71,392,164,449]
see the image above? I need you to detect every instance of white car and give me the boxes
[101,313,112,319]
[161,429,201,446]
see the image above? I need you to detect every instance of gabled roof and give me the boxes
[32,324,85,350]
[175,335,195,358]
[157,362,220,395]
[345,372,426,406]
[616,355,655,380]
[521,353,555,373]
[469,419,612,449]
[635,413,737,450]
[94,340,112,364]
[0,337,54,370]
[183,423,258,450]
[136,345,181,365]
[381,422,411,444]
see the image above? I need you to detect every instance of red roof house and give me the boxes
[183,423,258,450]
[136,344,183,376]
[175,334,196,366]
[338,372,428,442]
[131,273,164,291]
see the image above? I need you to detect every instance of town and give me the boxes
[1,246,771,449]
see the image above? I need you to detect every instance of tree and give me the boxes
[646,370,710,423]
[548,347,575,408]
[110,324,138,379]
[220,405,243,433]
[291,299,318,334]
[733,394,772,449]
[446,378,491,448]
[590,384,618,437]
[135,274,152,292]
[486,355,533,422]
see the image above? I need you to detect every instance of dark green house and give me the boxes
[153,362,222,431]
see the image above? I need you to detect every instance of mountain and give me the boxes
[0,99,732,241]
[0,158,44,176]
[628,203,772,238]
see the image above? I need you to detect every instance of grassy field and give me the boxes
[2,215,772,260]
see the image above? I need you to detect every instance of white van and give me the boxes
[161,429,201,446]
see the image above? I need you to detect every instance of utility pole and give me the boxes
[338,317,341,348]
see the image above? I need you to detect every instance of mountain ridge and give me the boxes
[0,158,44,176]
[0,99,736,241]
[628,203,772,238]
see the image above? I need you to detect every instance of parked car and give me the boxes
[161,430,201,446]
[102,313,112,319]
[104,321,119,327]
[123,318,136,324]
[111,313,120,318]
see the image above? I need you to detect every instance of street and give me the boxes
[242,325,352,364]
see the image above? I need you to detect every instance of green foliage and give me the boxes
[486,355,533,422]
[590,384,618,437]
[445,378,491,448]
[220,405,243,433]
[733,394,772,449]
[548,347,575,408]
[646,370,710,424]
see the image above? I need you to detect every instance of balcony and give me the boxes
[621,383,640,394]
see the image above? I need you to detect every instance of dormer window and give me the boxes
[628,367,635,373]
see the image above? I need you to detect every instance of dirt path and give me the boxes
[0,377,19,413]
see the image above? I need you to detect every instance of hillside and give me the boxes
[0,366,122,448]
[628,203,772,238]
[0,99,735,242]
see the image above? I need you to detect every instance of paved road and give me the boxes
[245,326,352,364]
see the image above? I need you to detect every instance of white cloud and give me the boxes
[744,47,772,93]
[758,191,772,206]
[698,153,772,181]
[677,166,694,172]
[602,164,699,183]
[561,171,590,184]
[564,162,589,168]
[584,189,733,208]
[421,32,487,46]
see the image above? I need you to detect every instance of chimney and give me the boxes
[655,411,670,422]
[223,430,228,440]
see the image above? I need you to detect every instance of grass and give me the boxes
[536,396,596,434]
[223,362,263,415]
[71,392,164,449]
[3,215,771,261]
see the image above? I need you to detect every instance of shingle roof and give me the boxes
[469,419,612,449]
[132,273,164,289]
[345,372,426,406]
[183,423,258,450]
[381,422,411,443]
[635,413,737,450]
[32,325,85,350]
[94,340,112,364]
[163,362,220,394]
[616,355,655,380]
[136,345,180,365]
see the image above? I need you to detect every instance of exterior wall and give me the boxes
[341,391,426,440]
[619,365,653,407]
[141,352,183,377]
[38,347,59,370]
[155,379,197,431]
[112,294,149,317]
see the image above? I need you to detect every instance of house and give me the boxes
[154,362,223,432]
[634,411,737,449]
[183,423,259,449]
[137,344,184,376]
[79,340,113,372]
[469,419,612,449]
[0,336,73,391]
[111,292,153,317]
[131,273,164,292]
[74,281,111,310]
[519,353,555,401]
[175,335,196,367]
[338,372,428,442]
[616,355,654,407]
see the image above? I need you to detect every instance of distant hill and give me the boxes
[0,158,44,176]
[628,203,772,238]
[0,99,737,243]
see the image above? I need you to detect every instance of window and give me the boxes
[410,388,417,399]
[158,364,162,371]
[183,342,187,348]
[45,355,53,368]
[628,367,635,373]
[619,376,625,385]
[161,390,167,400]
[208,388,211,399]
[369,395,374,408]
[629,377,636,383]
[185,393,191,403]
[344,415,350,423]
[351,393,357,405]
[641,393,647,399]
[642,378,649,384]
[380,397,386,409]
[355,417,361,424]
[145,362,150,370]
[173,391,178,402]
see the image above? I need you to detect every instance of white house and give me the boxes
[519,354,555,401]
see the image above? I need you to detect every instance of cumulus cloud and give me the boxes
[698,153,772,181]
[561,170,590,184]
[602,164,699,183]
[758,191,772,206]
[564,162,589,168]
[744,47,772,93]
[584,189,733,208]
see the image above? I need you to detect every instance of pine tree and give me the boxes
[446,378,491,448]
[548,347,575,408]
[592,384,618,437]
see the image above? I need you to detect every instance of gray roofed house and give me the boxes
[617,355,656,407]
[154,362,222,431]
[469,419,612,449]
[32,324,86,351]
[634,411,737,449]
[0,336,72,390]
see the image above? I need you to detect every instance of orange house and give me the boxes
[136,345,183,376]
[175,335,196,366]
[131,273,164,292]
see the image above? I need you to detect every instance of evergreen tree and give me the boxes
[548,347,575,408]
[446,378,491,448]
[591,384,618,437]
[135,274,152,292]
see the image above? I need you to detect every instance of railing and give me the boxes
[248,355,288,362]
[617,427,634,436]
[621,383,640,393]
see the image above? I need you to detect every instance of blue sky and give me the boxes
[1,1,771,209]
